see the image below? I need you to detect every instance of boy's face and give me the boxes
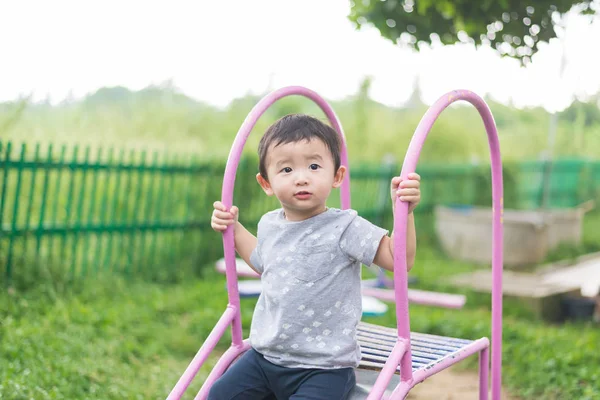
[256,139,345,221]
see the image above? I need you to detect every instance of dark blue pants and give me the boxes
[207,348,356,400]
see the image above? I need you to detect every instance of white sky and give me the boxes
[1,0,599,112]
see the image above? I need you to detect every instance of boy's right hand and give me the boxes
[211,201,239,232]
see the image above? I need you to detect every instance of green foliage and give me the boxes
[348,0,599,64]
[2,84,600,165]
[560,95,600,127]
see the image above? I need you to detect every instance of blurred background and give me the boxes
[1,1,599,399]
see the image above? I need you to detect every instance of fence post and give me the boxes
[6,144,27,284]
[0,142,12,281]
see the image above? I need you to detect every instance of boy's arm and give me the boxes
[373,173,420,272]
[212,201,259,273]
[373,212,416,272]
[233,221,259,273]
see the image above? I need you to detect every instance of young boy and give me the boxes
[209,114,421,400]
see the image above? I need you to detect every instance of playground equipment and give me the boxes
[168,86,504,399]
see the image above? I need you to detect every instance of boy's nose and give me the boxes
[294,173,308,185]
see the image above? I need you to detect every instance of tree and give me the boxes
[348,0,598,64]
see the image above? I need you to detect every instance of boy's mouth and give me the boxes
[294,191,312,199]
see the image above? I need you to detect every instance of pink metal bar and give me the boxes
[361,287,466,309]
[394,89,502,399]
[388,338,490,399]
[167,306,237,400]
[220,86,352,347]
[366,339,407,400]
[195,340,252,400]
[403,288,466,308]
[392,193,413,382]
[479,346,490,400]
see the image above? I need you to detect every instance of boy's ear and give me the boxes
[256,173,274,196]
[332,165,347,188]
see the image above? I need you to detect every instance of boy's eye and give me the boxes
[309,164,320,170]
[281,167,292,173]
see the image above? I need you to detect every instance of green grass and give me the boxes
[2,240,600,399]
[0,270,242,399]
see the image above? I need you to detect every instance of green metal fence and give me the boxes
[517,159,598,209]
[0,141,225,287]
[1,140,597,287]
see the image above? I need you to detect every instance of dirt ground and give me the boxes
[406,366,518,400]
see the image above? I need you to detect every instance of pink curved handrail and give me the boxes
[220,86,351,348]
[391,89,503,399]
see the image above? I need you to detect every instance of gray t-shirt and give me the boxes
[249,208,388,369]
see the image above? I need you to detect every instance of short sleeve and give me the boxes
[340,215,388,266]
[250,245,264,273]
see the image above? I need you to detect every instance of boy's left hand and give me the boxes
[391,173,421,214]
